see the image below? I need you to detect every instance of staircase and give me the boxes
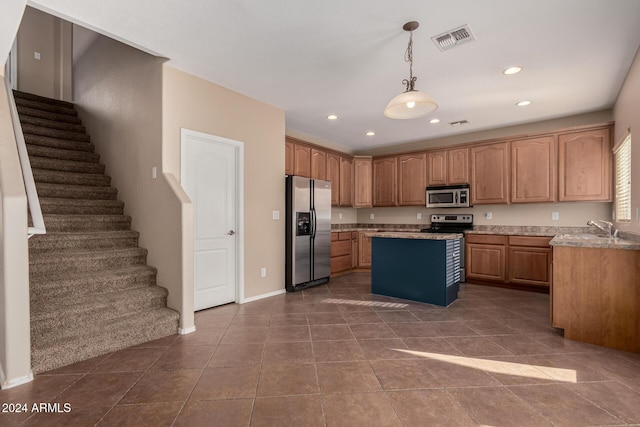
[14,90,180,374]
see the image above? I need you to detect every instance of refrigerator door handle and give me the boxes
[310,208,316,237]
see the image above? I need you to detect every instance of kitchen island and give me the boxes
[369,232,462,307]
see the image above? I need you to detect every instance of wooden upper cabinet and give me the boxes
[293,144,311,177]
[427,151,447,186]
[285,140,294,175]
[511,136,557,203]
[311,148,326,180]
[448,148,469,184]
[326,152,341,206]
[353,156,373,208]
[558,127,612,201]
[339,156,354,207]
[470,142,510,204]
[398,152,426,206]
[373,156,398,207]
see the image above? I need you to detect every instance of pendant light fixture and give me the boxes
[384,21,438,119]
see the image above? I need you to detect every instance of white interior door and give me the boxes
[181,129,240,310]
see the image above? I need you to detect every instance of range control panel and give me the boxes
[430,214,473,224]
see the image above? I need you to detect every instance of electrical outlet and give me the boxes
[417,213,422,220]
[272,210,279,220]
[485,212,492,220]
[339,213,343,219]
[552,212,559,221]
[370,213,375,220]
[34,52,41,60]
[260,267,267,278]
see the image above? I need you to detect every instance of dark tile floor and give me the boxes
[2,272,640,426]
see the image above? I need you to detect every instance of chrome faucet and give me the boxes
[587,219,617,237]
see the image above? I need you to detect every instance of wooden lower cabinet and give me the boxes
[358,231,372,267]
[331,232,352,274]
[466,235,507,282]
[466,234,552,290]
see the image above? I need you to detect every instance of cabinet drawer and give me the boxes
[508,236,552,247]
[466,234,507,245]
[331,239,351,257]
[331,232,339,242]
[338,232,352,241]
[331,254,352,273]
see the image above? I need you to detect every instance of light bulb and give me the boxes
[406,101,416,109]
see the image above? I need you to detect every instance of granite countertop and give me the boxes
[549,234,640,250]
[366,231,463,240]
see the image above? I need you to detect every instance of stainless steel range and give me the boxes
[421,214,473,282]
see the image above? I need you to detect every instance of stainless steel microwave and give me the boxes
[426,184,471,208]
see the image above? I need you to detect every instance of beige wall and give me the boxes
[0,72,32,388]
[16,6,72,101]
[73,26,194,330]
[162,65,286,300]
[613,47,640,235]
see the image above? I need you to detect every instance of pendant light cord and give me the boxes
[403,31,417,92]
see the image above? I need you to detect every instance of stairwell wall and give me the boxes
[72,27,194,331]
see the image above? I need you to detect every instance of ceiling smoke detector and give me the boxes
[432,25,476,52]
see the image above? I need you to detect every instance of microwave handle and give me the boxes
[454,192,458,205]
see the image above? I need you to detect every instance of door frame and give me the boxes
[180,128,245,306]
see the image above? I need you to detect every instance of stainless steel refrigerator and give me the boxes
[285,175,331,291]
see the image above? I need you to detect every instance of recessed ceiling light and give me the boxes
[366,131,375,136]
[429,118,440,124]
[327,114,338,120]
[503,66,523,75]
[516,100,532,107]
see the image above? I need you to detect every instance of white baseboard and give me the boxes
[241,288,286,304]
[1,372,34,390]
[178,325,196,335]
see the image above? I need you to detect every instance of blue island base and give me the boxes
[371,237,460,307]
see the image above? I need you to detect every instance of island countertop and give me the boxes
[366,232,462,240]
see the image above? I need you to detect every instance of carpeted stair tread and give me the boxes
[30,307,179,373]
[13,96,78,117]
[13,90,75,109]
[32,168,111,187]
[38,197,124,215]
[35,182,117,200]
[29,246,146,276]
[29,230,138,252]
[25,134,94,152]
[18,114,86,133]
[29,156,105,174]
[30,264,156,296]
[21,123,90,142]
[31,285,168,326]
[41,214,132,232]
[27,144,100,162]
[16,105,82,125]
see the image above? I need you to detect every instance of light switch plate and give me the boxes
[370,213,375,220]
[339,213,343,219]
[485,212,492,220]
[34,52,41,60]
[552,212,559,221]
[151,166,157,179]
[417,213,422,220]
[272,210,280,220]
[260,267,267,277]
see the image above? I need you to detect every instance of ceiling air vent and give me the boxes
[432,25,476,52]
[449,120,471,127]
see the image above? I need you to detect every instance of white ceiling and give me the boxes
[29,0,640,151]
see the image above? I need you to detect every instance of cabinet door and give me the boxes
[470,142,510,204]
[558,128,611,201]
[427,150,447,186]
[511,136,557,203]
[311,149,326,180]
[294,144,311,177]
[373,157,398,206]
[326,153,341,206]
[466,243,507,282]
[339,156,353,207]
[398,153,426,206]
[358,231,372,267]
[285,140,294,175]
[447,148,469,184]
[353,157,373,208]
[508,246,551,287]
[351,232,358,269]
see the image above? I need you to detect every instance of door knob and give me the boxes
[227,230,236,236]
